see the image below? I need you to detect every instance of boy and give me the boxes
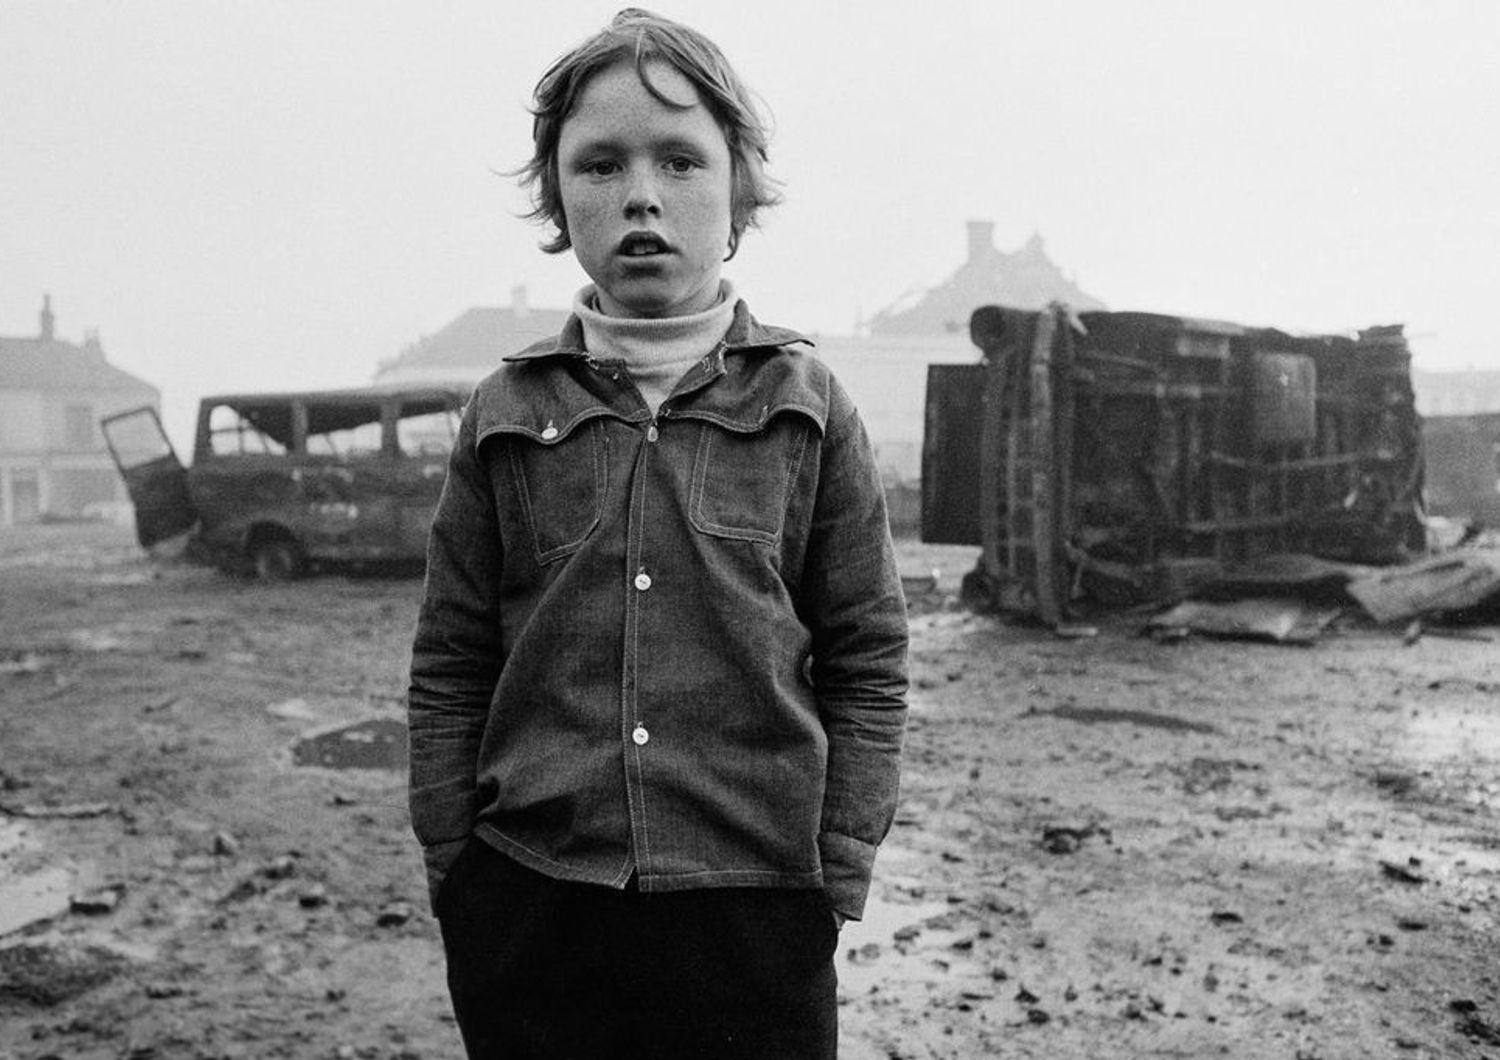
[407,9,909,1057]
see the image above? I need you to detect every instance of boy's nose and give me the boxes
[623,168,662,217]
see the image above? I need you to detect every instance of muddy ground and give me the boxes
[2,522,1499,1059]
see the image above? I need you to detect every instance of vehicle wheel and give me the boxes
[251,538,303,582]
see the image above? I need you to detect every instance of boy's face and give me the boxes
[557,59,734,319]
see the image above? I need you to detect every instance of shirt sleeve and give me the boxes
[407,403,504,908]
[801,377,910,921]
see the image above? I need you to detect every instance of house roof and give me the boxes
[377,304,572,379]
[869,224,1107,337]
[0,334,157,395]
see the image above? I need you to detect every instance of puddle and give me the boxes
[291,719,408,771]
[0,868,73,937]
[1028,704,1219,734]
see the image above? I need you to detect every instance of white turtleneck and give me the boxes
[573,282,738,415]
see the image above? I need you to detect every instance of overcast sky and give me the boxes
[4,1,1497,447]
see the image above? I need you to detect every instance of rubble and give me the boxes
[69,882,126,915]
[0,939,134,1006]
[375,902,413,928]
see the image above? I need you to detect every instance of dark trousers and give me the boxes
[436,840,840,1060]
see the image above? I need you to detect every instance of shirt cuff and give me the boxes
[819,830,879,921]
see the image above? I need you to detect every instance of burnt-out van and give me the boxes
[102,385,467,579]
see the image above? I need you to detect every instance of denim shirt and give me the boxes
[407,301,909,921]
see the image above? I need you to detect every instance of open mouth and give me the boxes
[618,232,670,257]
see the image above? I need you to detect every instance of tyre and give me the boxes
[250,537,303,582]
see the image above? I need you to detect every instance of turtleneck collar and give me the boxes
[572,281,738,414]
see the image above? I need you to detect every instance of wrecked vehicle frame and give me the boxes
[101,384,466,579]
[922,304,1426,624]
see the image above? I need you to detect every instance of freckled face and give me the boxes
[556,59,734,319]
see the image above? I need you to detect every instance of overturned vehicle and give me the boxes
[102,385,466,579]
[922,304,1425,624]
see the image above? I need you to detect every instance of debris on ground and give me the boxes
[1147,596,1343,644]
[1144,548,1500,643]
[3,525,1498,1059]
[0,939,134,1007]
[1346,548,1500,624]
[69,883,125,916]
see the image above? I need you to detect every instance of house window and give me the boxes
[64,404,95,449]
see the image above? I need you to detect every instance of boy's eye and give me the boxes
[665,156,699,174]
[582,159,620,176]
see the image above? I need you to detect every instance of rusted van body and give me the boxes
[102,385,466,578]
[922,305,1426,622]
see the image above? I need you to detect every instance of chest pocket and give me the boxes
[504,420,607,564]
[688,412,814,545]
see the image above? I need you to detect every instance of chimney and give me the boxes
[511,285,529,319]
[40,293,55,341]
[965,220,995,266]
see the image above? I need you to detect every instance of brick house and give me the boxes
[0,295,159,525]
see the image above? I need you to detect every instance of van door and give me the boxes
[300,398,399,560]
[100,406,199,547]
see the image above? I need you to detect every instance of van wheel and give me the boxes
[251,538,303,581]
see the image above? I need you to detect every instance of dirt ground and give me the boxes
[2,522,1499,1059]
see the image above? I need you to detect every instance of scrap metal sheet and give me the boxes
[1347,549,1500,623]
[1148,597,1345,644]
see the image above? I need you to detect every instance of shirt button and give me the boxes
[646,424,659,443]
[632,725,650,746]
[634,572,652,591]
